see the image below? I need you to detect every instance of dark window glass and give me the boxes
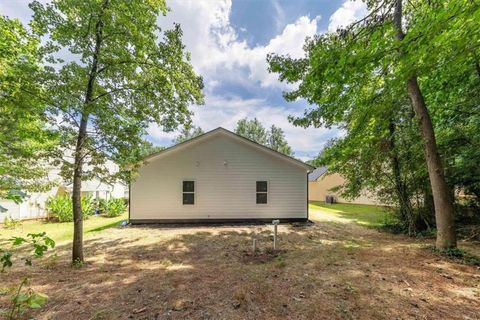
[256,181,268,204]
[183,193,194,205]
[183,181,195,192]
[256,193,267,204]
[256,181,268,192]
[182,181,195,205]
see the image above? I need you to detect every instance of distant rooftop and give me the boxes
[308,166,328,181]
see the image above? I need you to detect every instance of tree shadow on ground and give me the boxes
[1,221,479,320]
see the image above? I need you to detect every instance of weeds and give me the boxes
[275,254,287,269]
[72,258,87,269]
[432,246,480,266]
[0,233,54,319]
[1,278,48,320]
[3,217,22,230]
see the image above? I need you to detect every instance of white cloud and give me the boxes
[239,15,319,88]
[271,0,286,33]
[148,0,330,158]
[328,0,367,32]
[157,0,319,89]
[146,125,178,143]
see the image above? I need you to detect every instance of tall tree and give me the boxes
[139,141,164,158]
[173,125,204,144]
[235,118,294,156]
[268,0,479,249]
[234,118,268,145]
[268,125,293,156]
[30,0,204,263]
[392,0,455,248]
[0,16,57,205]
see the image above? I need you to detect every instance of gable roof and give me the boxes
[308,166,328,181]
[143,127,315,171]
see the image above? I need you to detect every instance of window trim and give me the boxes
[256,180,268,205]
[182,180,195,205]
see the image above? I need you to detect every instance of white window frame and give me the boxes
[256,180,268,205]
[182,180,195,205]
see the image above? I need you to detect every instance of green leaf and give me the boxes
[28,292,48,308]
[1,251,13,271]
[11,237,26,246]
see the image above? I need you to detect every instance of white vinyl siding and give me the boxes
[131,132,308,220]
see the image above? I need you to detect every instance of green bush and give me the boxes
[81,196,96,216]
[100,198,126,218]
[45,195,71,222]
[46,195,95,222]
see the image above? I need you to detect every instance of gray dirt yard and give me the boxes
[1,206,479,320]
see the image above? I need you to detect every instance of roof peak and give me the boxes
[143,126,314,171]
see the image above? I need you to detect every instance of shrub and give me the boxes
[3,216,22,229]
[81,196,96,216]
[46,195,71,222]
[46,195,95,222]
[380,206,435,236]
[100,198,126,218]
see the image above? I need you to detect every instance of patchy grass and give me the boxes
[1,208,479,319]
[0,213,127,244]
[309,201,390,227]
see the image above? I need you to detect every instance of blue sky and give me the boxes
[1,0,367,161]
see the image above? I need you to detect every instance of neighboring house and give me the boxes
[0,161,126,221]
[130,127,314,223]
[308,166,382,205]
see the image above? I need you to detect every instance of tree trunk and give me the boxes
[406,79,456,248]
[393,0,456,249]
[72,113,88,263]
[71,0,108,263]
[389,120,415,234]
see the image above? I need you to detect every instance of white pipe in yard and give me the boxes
[272,220,279,251]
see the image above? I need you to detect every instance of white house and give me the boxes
[130,127,314,223]
[0,161,127,222]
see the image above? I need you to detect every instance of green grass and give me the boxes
[0,213,128,244]
[309,201,390,227]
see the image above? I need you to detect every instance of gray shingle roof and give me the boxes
[308,166,328,181]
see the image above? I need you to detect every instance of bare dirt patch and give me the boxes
[241,249,287,265]
[1,217,479,319]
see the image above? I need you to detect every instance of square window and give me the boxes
[183,193,194,205]
[183,181,195,192]
[256,193,267,204]
[256,181,268,192]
